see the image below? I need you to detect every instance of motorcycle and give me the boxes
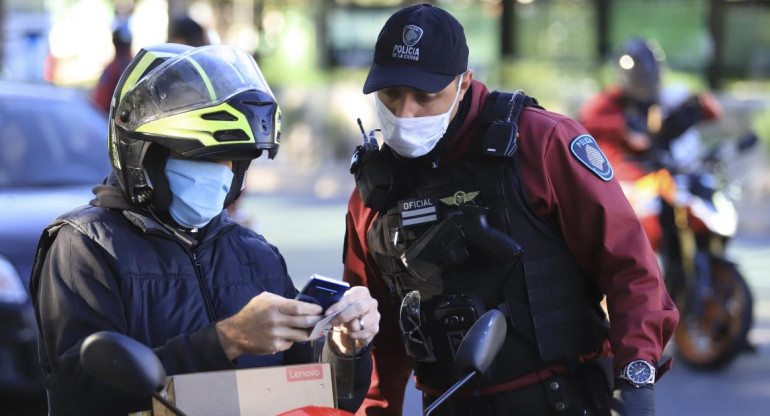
[79,310,507,416]
[620,131,757,369]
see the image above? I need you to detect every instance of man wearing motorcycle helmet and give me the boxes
[344,5,678,416]
[29,44,378,415]
[579,37,722,250]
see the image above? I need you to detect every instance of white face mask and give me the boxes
[375,74,464,158]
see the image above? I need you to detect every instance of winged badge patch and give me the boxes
[440,191,480,206]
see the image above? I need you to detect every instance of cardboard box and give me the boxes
[152,363,337,416]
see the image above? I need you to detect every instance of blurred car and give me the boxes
[0,80,109,410]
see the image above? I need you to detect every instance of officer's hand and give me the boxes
[697,92,723,121]
[215,292,323,360]
[325,286,380,356]
[611,382,655,416]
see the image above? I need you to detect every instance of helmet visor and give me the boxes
[117,45,274,131]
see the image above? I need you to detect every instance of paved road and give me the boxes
[242,193,770,416]
[654,234,770,416]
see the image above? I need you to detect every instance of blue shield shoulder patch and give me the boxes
[569,134,613,181]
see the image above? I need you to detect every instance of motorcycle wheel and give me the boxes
[672,258,753,369]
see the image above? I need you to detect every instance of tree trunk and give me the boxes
[596,0,611,64]
[707,0,724,90]
[500,0,516,59]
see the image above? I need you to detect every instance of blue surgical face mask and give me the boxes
[164,157,234,229]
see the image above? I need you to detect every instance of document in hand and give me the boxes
[309,305,352,339]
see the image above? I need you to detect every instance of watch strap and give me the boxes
[615,377,655,390]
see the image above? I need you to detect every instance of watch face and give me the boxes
[626,360,654,384]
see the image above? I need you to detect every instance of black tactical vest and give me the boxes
[361,92,609,390]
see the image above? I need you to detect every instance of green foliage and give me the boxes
[611,0,709,72]
[750,107,770,150]
[495,58,600,117]
[251,0,770,164]
[258,9,325,86]
[513,0,596,62]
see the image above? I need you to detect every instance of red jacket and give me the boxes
[92,52,133,113]
[343,80,679,416]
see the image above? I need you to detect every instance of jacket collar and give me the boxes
[432,79,490,166]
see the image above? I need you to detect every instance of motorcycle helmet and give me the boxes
[615,37,666,105]
[108,43,281,210]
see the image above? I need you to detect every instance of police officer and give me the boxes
[343,4,678,416]
[30,44,378,415]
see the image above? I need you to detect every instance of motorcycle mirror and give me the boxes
[424,310,507,416]
[80,331,166,398]
[454,309,507,374]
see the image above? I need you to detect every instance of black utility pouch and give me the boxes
[482,89,528,158]
[430,294,487,369]
[432,295,486,334]
[354,149,397,212]
[399,219,469,300]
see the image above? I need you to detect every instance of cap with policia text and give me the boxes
[363,3,468,94]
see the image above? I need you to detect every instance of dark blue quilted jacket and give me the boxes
[29,178,370,415]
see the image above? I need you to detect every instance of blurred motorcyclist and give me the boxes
[579,37,722,249]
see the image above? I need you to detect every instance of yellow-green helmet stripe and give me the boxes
[184,56,217,101]
[134,102,254,145]
[118,51,177,101]
[223,59,246,84]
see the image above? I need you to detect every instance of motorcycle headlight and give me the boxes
[0,255,28,304]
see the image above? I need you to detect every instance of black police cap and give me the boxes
[363,3,468,94]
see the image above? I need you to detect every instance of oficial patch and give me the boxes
[569,134,613,181]
[398,197,437,227]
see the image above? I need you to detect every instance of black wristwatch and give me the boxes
[618,360,656,388]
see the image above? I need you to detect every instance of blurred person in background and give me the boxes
[579,37,722,250]
[169,15,209,47]
[91,23,133,113]
[343,4,677,416]
[29,43,378,415]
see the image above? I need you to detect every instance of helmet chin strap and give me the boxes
[143,145,172,211]
[134,145,197,243]
[146,206,198,249]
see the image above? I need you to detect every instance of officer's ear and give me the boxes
[459,70,474,101]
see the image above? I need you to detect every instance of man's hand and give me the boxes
[697,92,723,121]
[324,286,380,356]
[215,292,324,360]
[611,383,655,416]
